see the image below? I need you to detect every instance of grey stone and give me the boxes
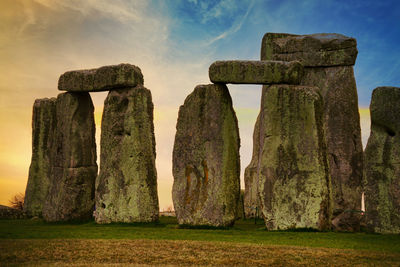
[209,60,303,84]
[172,84,240,227]
[258,85,332,230]
[364,86,400,234]
[24,98,57,217]
[262,32,363,231]
[58,64,144,92]
[261,33,357,67]
[95,86,159,223]
[43,92,97,222]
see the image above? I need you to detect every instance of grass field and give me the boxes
[1,217,399,266]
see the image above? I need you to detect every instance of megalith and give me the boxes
[258,85,331,230]
[172,84,240,227]
[24,98,57,217]
[364,86,400,234]
[95,85,159,223]
[43,92,97,222]
[261,33,363,231]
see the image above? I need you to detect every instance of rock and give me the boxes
[258,85,332,230]
[364,86,400,234]
[244,113,261,218]
[0,205,25,219]
[43,92,97,222]
[262,32,363,231]
[172,84,240,227]
[58,63,144,92]
[24,98,57,217]
[209,60,303,84]
[95,86,159,223]
[261,33,357,67]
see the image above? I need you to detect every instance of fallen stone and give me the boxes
[364,86,400,234]
[209,60,303,84]
[24,98,57,218]
[244,113,261,218]
[43,92,97,222]
[95,85,159,223]
[172,84,240,227]
[262,32,363,231]
[58,63,144,92]
[261,33,357,67]
[258,84,331,230]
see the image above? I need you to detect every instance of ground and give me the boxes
[0,217,399,266]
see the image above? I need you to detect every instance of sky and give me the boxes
[0,0,399,210]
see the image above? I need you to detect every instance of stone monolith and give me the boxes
[209,60,303,84]
[364,86,400,234]
[95,86,159,223]
[43,92,97,222]
[258,85,331,230]
[58,64,143,92]
[24,98,56,217]
[172,84,240,227]
[261,33,363,231]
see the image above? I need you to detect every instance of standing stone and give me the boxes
[43,92,97,222]
[258,85,331,230]
[95,86,159,223]
[262,33,363,231]
[172,84,240,227]
[24,98,56,217]
[364,87,400,234]
[244,113,261,218]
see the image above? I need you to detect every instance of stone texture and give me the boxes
[244,113,261,218]
[258,85,331,230]
[209,60,303,84]
[58,64,144,92]
[172,84,240,227]
[95,86,159,223]
[364,86,400,234]
[261,33,357,67]
[43,92,97,222]
[262,32,363,231]
[24,98,56,217]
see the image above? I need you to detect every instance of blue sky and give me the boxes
[0,0,399,208]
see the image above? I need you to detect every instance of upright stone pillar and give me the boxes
[95,86,159,223]
[364,87,400,234]
[43,92,97,222]
[24,98,56,217]
[261,33,363,231]
[258,85,331,230]
[172,84,240,227]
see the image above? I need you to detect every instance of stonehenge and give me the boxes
[172,84,240,227]
[261,33,363,231]
[23,32,398,233]
[364,87,400,234]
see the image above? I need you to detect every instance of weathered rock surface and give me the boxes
[364,86,400,234]
[43,92,97,222]
[244,113,261,218]
[209,60,303,84]
[24,98,57,217]
[58,64,144,92]
[172,84,240,227]
[261,33,357,67]
[0,205,25,219]
[95,86,159,223]
[258,85,331,230]
[262,32,363,231]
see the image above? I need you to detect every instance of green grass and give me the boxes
[1,216,399,253]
